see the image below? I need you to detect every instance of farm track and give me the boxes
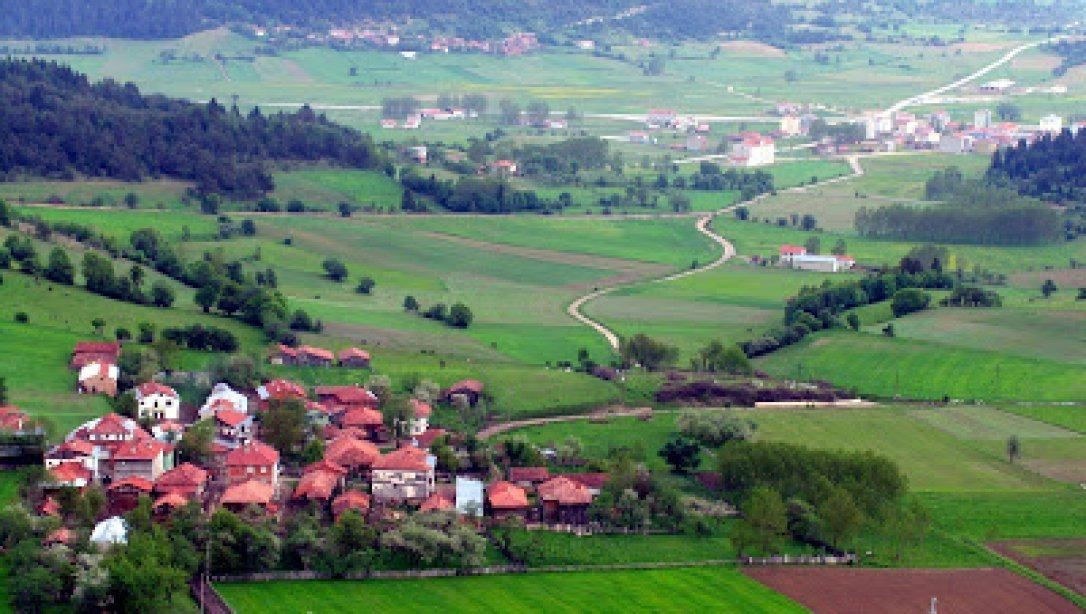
[566,155,867,351]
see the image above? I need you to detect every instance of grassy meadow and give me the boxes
[217,566,804,614]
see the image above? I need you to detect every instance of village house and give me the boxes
[411,427,446,451]
[293,459,347,505]
[778,245,855,273]
[730,132,775,167]
[153,492,189,518]
[272,344,335,367]
[214,408,254,448]
[199,383,248,420]
[486,481,529,520]
[420,491,455,513]
[154,462,209,500]
[220,479,276,513]
[380,118,397,129]
[0,405,36,435]
[337,347,372,368]
[224,441,280,488]
[445,379,484,407]
[564,473,611,496]
[939,133,974,154]
[408,399,431,436]
[509,466,550,492]
[779,115,803,136]
[110,439,172,483]
[106,476,153,516]
[628,131,651,145]
[1039,114,1063,133]
[338,406,385,441]
[257,379,308,408]
[57,413,153,481]
[47,461,93,489]
[70,341,120,370]
[332,489,371,519]
[538,476,594,525]
[134,382,180,421]
[78,361,118,397]
[370,446,435,503]
[45,440,97,477]
[490,159,518,176]
[151,420,185,444]
[324,435,380,477]
[315,385,378,411]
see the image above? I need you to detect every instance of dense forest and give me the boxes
[989,129,1086,203]
[0,59,383,196]
[1048,39,1086,76]
[0,0,637,40]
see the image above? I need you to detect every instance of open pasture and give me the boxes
[217,566,803,614]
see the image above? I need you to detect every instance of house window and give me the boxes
[247,467,254,474]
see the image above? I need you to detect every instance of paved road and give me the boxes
[885,35,1066,113]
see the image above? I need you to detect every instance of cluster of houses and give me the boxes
[775,244,856,273]
[26,341,612,544]
[380,106,480,130]
[258,20,539,58]
[72,341,121,398]
[270,344,371,368]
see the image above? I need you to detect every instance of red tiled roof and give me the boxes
[44,527,75,545]
[276,344,298,358]
[332,490,370,517]
[207,398,237,412]
[419,492,454,512]
[304,458,347,475]
[325,437,380,468]
[51,440,95,456]
[315,386,378,406]
[221,479,274,506]
[112,439,169,461]
[135,382,178,398]
[449,379,484,394]
[215,408,249,428]
[298,345,334,361]
[373,446,430,472]
[89,412,131,436]
[538,476,593,505]
[225,441,280,467]
[38,496,60,517]
[49,462,91,484]
[108,476,154,492]
[779,244,806,256]
[340,407,383,428]
[293,470,339,501]
[156,419,184,432]
[413,428,446,450]
[835,255,856,262]
[155,463,209,491]
[153,491,189,510]
[411,398,432,418]
[74,341,120,354]
[0,405,30,431]
[262,379,307,400]
[487,481,528,509]
[337,347,371,361]
[509,466,550,483]
[563,473,611,490]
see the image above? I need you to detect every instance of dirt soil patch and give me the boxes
[991,539,1086,597]
[716,40,786,57]
[745,567,1079,614]
[1009,268,1086,289]
[951,42,1009,53]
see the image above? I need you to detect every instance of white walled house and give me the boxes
[1039,114,1063,133]
[730,133,775,167]
[199,383,249,420]
[134,382,180,421]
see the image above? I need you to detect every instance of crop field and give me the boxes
[217,566,804,614]
[991,539,1086,597]
[999,406,1086,435]
[269,168,405,210]
[745,567,1081,614]
[756,330,1086,402]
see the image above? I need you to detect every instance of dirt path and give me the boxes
[566,155,868,350]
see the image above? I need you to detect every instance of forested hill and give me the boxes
[988,129,1086,204]
[0,0,637,40]
[0,59,383,196]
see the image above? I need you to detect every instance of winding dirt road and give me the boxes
[566,155,867,350]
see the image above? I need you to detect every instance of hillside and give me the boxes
[0,58,383,196]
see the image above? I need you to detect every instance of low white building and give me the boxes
[974,108,992,130]
[1039,114,1063,133]
[90,517,127,547]
[778,245,855,273]
[134,382,180,422]
[730,133,775,167]
[779,115,803,136]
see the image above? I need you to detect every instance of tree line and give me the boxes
[0,59,383,197]
[989,129,1086,206]
[400,172,567,214]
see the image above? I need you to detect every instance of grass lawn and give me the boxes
[512,412,690,471]
[217,566,804,613]
[270,168,404,210]
[756,330,1086,402]
[999,406,1086,435]
[506,530,740,566]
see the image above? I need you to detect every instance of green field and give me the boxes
[506,530,740,566]
[756,330,1086,402]
[216,566,804,613]
[999,406,1086,434]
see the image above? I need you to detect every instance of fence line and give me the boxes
[210,554,856,584]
